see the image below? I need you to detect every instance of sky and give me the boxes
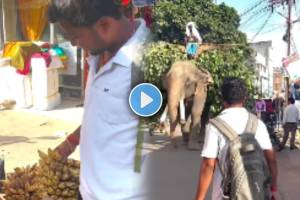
[219,0,300,67]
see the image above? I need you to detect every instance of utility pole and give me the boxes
[284,0,292,104]
[287,0,292,56]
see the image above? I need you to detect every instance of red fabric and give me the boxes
[143,7,153,28]
[271,186,277,192]
[40,43,51,49]
[16,52,52,75]
[31,52,52,66]
[265,100,274,113]
[83,51,89,90]
[67,133,80,146]
[16,56,31,75]
[122,0,131,6]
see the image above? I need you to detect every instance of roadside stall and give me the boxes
[0,0,82,111]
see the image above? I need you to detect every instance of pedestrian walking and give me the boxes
[279,97,299,151]
[195,77,279,200]
[256,96,266,119]
[272,92,284,129]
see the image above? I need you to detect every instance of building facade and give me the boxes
[250,41,273,98]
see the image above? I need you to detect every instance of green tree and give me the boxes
[152,0,247,44]
[144,0,255,119]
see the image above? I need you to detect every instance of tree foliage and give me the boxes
[152,0,247,45]
[144,44,255,115]
[144,0,255,116]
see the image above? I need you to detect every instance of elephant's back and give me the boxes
[167,61,198,76]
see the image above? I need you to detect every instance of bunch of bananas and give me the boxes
[2,149,80,200]
[36,149,80,200]
[2,165,40,200]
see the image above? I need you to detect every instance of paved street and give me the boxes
[1,103,300,200]
[142,128,300,200]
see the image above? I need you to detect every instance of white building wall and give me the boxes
[250,41,273,98]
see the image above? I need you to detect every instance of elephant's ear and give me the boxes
[196,70,209,83]
[197,68,213,85]
[195,79,208,95]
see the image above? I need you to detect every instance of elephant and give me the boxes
[161,61,213,150]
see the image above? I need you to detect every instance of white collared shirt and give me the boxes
[283,104,299,124]
[201,107,272,200]
[79,19,149,200]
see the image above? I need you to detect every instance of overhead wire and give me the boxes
[239,0,267,17]
[260,25,286,34]
[251,22,285,32]
[251,22,286,30]
[251,12,273,41]
[240,6,270,28]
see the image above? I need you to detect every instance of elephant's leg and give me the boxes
[167,77,184,148]
[159,104,169,135]
[188,84,208,150]
[169,118,179,148]
[169,100,180,148]
[182,114,192,145]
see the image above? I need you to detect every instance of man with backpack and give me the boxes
[195,77,278,200]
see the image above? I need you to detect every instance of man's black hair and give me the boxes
[48,0,123,27]
[288,97,295,104]
[221,77,248,105]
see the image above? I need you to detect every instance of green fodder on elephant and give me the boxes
[145,0,255,118]
[143,42,255,117]
[143,42,187,90]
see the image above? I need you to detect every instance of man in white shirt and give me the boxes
[48,1,149,199]
[279,97,299,151]
[195,77,278,200]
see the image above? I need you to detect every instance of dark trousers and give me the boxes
[282,122,297,148]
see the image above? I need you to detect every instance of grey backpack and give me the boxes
[209,113,271,200]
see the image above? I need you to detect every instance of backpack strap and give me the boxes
[209,117,238,180]
[133,29,152,173]
[209,117,239,142]
[244,113,258,136]
[134,123,144,173]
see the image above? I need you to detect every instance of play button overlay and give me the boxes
[141,92,153,108]
[129,83,162,117]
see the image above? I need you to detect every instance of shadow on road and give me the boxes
[142,130,210,200]
[0,136,34,146]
